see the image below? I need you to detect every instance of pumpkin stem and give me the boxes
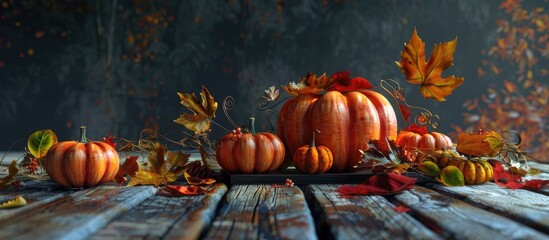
[311,129,320,147]
[79,126,88,143]
[249,117,256,135]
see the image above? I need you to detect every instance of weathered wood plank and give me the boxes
[428,182,549,234]
[303,184,442,240]
[395,186,549,239]
[90,184,228,240]
[0,178,77,220]
[204,185,317,240]
[0,185,156,240]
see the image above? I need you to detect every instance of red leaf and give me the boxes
[488,160,549,190]
[524,179,549,189]
[159,185,208,196]
[394,205,411,213]
[103,135,117,149]
[114,156,139,183]
[398,103,411,123]
[404,124,428,135]
[329,71,373,92]
[336,173,416,197]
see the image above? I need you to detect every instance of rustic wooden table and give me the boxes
[2,152,549,240]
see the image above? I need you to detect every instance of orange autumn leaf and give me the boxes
[281,72,334,96]
[128,143,190,187]
[456,130,504,157]
[395,28,464,101]
[184,170,216,185]
[114,155,140,183]
[159,185,209,196]
[174,86,218,133]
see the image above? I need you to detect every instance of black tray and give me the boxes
[221,168,430,186]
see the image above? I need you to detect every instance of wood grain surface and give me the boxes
[203,185,317,240]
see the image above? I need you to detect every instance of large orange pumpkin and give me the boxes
[277,90,398,172]
[216,118,285,173]
[43,126,120,188]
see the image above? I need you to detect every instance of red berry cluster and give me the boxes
[231,128,242,141]
[26,158,39,175]
[285,178,294,187]
[477,129,488,135]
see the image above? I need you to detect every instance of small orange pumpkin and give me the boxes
[396,131,452,151]
[293,130,333,174]
[43,126,120,188]
[216,118,285,174]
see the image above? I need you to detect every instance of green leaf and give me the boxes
[418,161,440,177]
[28,129,58,158]
[439,166,465,186]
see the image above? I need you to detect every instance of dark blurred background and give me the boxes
[1,0,548,159]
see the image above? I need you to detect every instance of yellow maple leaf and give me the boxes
[395,28,464,101]
[281,72,334,96]
[128,142,190,187]
[174,86,218,133]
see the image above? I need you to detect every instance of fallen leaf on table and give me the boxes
[159,185,209,196]
[336,173,416,197]
[489,160,549,190]
[184,170,216,185]
[0,195,27,209]
[114,155,140,183]
[394,205,411,213]
[395,28,464,101]
[0,161,19,188]
[128,143,190,187]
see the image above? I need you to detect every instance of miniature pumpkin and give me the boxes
[396,129,453,152]
[277,90,398,172]
[216,117,285,174]
[430,150,493,185]
[293,130,333,174]
[42,126,120,188]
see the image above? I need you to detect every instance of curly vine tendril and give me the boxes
[380,79,440,130]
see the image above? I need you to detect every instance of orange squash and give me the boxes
[293,130,333,174]
[396,130,453,152]
[277,90,398,172]
[43,126,120,188]
[216,118,285,173]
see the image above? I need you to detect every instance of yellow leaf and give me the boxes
[27,129,58,158]
[128,170,176,187]
[0,196,27,209]
[174,86,217,133]
[456,131,503,157]
[396,28,464,101]
[0,161,19,188]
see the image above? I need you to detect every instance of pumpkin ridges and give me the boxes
[47,142,74,187]
[345,91,379,169]
[234,134,256,174]
[360,90,398,141]
[264,133,285,172]
[462,161,476,185]
[63,143,86,187]
[419,134,436,149]
[312,91,350,172]
[317,146,333,173]
[254,134,275,173]
[216,136,238,173]
[277,95,316,162]
[306,147,320,173]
